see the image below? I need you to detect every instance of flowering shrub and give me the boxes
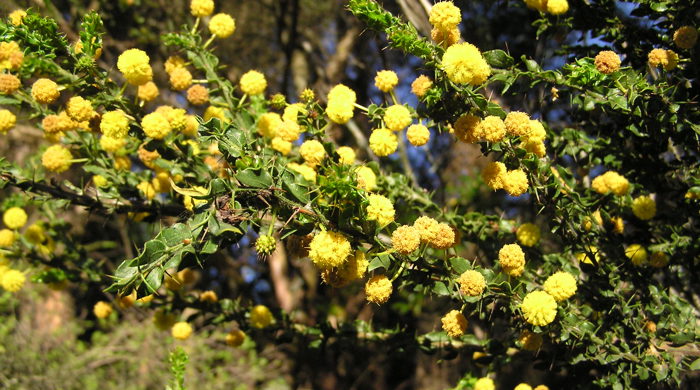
[0,0,698,389]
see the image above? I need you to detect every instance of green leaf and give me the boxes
[449,257,469,274]
[368,254,391,271]
[689,358,700,371]
[143,267,164,293]
[432,281,450,296]
[161,223,191,246]
[282,171,310,203]
[483,50,514,68]
[236,168,273,188]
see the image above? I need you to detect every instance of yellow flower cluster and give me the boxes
[322,250,368,288]
[411,75,433,98]
[518,330,543,351]
[594,51,621,74]
[498,243,526,276]
[383,104,412,131]
[190,0,214,17]
[141,112,172,139]
[9,10,27,26]
[187,84,209,105]
[138,81,159,102]
[365,274,392,304]
[0,41,23,70]
[250,305,274,328]
[3,207,27,230]
[336,146,356,164]
[625,244,647,266]
[429,2,461,32]
[0,74,21,95]
[42,145,73,173]
[0,267,25,292]
[407,124,430,146]
[0,109,16,134]
[355,166,377,191]
[287,162,316,182]
[171,321,193,340]
[521,290,557,326]
[299,140,326,167]
[543,271,577,301]
[326,84,356,124]
[117,49,153,86]
[271,137,292,155]
[374,70,398,92]
[100,110,130,138]
[673,26,698,49]
[309,230,352,269]
[648,48,679,71]
[442,42,491,85]
[516,223,541,247]
[257,112,282,138]
[591,171,630,196]
[240,70,267,95]
[366,194,395,228]
[369,128,398,157]
[226,330,246,347]
[474,377,495,390]
[631,195,656,220]
[93,301,113,319]
[431,27,460,48]
[458,270,486,296]
[66,96,94,122]
[391,225,421,255]
[0,229,15,247]
[169,67,193,90]
[31,78,60,104]
[441,310,468,337]
[209,13,236,38]
[524,0,569,15]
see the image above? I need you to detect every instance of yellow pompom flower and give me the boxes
[632,195,656,220]
[384,104,412,132]
[521,290,557,326]
[100,136,127,153]
[526,120,547,142]
[441,310,468,337]
[374,70,399,92]
[429,223,456,249]
[164,55,186,75]
[454,113,480,143]
[594,51,621,74]
[503,169,529,197]
[369,128,398,157]
[431,27,460,48]
[407,124,430,146]
[31,78,60,104]
[141,112,171,139]
[505,111,531,136]
[114,155,132,171]
[171,321,193,340]
[100,110,130,138]
[93,175,108,188]
[516,223,541,247]
[474,377,496,390]
[413,216,440,244]
[169,67,192,90]
[474,115,506,143]
[190,0,214,17]
[117,49,152,86]
[309,230,352,269]
[648,49,679,71]
[391,225,421,255]
[275,119,301,142]
[137,81,159,102]
[458,270,486,296]
[250,305,274,328]
[482,161,507,190]
[546,0,569,15]
[649,252,669,268]
[543,271,577,301]
[355,166,377,191]
[186,84,209,106]
[534,386,549,390]
[366,194,395,228]
[429,1,462,31]
[522,138,547,157]
[299,140,326,167]
[226,330,246,347]
[326,84,356,124]
[209,13,236,38]
[287,162,316,182]
[9,10,27,26]
[137,181,156,200]
[1,268,25,292]
[499,243,526,277]
[441,42,490,85]
[365,274,392,304]
[271,137,292,155]
[625,244,647,266]
[0,74,21,95]
[336,146,356,164]
[519,330,543,351]
[515,384,533,390]
[282,103,306,123]
[673,26,698,49]
[42,145,73,173]
[0,229,16,247]
[0,109,16,134]
[204,106,229,123]
[257,112,282,138]
[411,75,433,98]
[66,96,94,122]
[591,171,629,196]
[239,70,267,95]
[93,301,113,319]
[524,0,547,11]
